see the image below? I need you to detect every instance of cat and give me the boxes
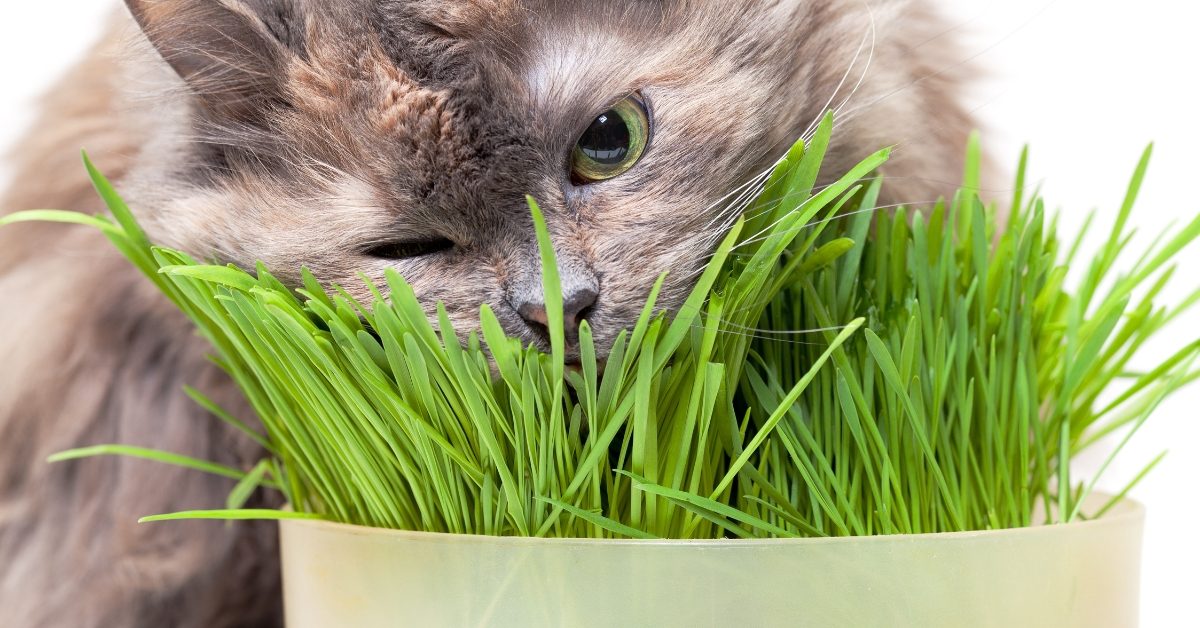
[0,1,975,625]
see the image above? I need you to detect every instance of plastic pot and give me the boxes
[279,496,1143,627]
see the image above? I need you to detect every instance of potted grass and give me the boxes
[4,116,1197,627]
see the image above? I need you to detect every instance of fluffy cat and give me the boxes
[0,1,974,625]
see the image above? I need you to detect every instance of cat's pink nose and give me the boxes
[516,288,598,346]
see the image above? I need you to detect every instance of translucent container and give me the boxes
[280,496,1143,628]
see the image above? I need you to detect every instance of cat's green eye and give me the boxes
[571,94,650,183]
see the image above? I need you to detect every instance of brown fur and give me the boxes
[0,1,977,625]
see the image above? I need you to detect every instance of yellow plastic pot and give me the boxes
[279,496,1143,628]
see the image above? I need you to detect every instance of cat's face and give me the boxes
[125,0,970,358]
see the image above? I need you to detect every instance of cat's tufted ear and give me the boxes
[124,0,305,121]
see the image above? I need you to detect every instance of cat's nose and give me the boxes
[515,287,598,346]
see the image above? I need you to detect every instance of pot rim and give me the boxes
[279,493,1143,548]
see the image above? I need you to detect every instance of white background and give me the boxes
[1,1,1196,624]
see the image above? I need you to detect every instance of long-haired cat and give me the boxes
[0,1,974,625]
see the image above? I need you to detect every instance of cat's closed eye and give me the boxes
[571,92,651,184]
[363,238,456,260]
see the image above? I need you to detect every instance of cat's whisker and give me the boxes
[701,137,804,231]
[698,183,831,263]
[729,198,947,255]
[699,320,856,336]
[741,181,925,227]
[725,191,831,253]
[659,297,862,347]
[824,2,879,130]
[702,166,773,212]
[699,176,763,227]
[700,168,775,232]
[732,178,850,226]
[797,9,876,145]
[711,174,774,229]
[687,326,836,347]
[680,315,863,346]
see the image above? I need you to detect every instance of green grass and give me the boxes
[4,115,1198,538]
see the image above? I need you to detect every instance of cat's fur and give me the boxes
[0,1,975,625]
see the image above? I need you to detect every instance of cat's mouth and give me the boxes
[570,356,613,375]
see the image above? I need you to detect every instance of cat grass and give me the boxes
[5,115,1199,538]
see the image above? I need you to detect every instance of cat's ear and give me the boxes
[124,0,304,121]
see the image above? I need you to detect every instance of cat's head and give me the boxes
[122,0,971,359]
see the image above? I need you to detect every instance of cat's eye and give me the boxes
[364,238,455,260]
[571,93,651,183]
